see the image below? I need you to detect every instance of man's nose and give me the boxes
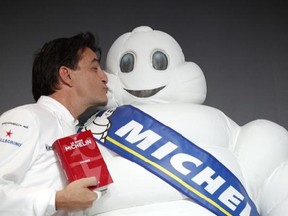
[100,67,108,83]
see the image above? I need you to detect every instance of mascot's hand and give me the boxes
[83,109,115,143]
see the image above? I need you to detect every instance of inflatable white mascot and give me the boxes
[85,26,288,216]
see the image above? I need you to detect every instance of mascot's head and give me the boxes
[105,26,207,108]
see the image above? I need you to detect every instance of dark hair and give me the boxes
[32,32,101,101]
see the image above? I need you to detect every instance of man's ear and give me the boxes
[59,66,72,86]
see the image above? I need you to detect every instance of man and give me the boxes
[0,32,108,215]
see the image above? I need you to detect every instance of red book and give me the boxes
[52,130,113,191]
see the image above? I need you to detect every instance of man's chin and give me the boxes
[94,99,109,110]
[100,98,108,107]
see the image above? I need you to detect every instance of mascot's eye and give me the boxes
[152,51,168,70]
[120,53,134,73]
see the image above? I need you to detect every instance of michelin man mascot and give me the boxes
[85,26,288,216]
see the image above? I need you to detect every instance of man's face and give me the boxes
[72,47,108,107]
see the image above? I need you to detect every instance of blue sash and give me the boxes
[92,105,259,216]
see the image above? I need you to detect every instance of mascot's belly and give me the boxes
[88,104,246,215]
[89,154,216,216]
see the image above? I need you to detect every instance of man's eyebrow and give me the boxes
[91,58,100,64]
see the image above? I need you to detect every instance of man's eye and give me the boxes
[92,67,98,72]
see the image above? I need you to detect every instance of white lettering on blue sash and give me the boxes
[115,120,161,150]
[152,141,178,160]
[115,119,251,214]
[170,153,202,175]
[219,186,244,210]
[192,167,226,194]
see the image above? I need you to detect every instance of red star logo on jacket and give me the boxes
[6,129,13,137]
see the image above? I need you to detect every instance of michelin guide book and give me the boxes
[52,130,113,191]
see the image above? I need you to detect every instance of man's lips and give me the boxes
[124,86,165,98]
[104,86,108,93]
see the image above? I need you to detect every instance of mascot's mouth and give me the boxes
[124,86,166,98]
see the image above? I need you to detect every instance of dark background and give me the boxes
[0,0,287,129]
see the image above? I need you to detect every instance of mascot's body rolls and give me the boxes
[85,26,288,216]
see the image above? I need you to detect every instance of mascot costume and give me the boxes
[84,26,288,216]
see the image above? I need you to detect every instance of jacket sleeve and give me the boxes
[0,108,56,216]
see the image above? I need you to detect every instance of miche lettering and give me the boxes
[114,120,251,215]
[65,139,92,151]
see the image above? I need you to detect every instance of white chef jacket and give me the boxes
[0,96,85,216]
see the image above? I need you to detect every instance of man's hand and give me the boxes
[55,177,98,211]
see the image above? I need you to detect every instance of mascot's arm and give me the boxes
[233,119,288,215]
[257,160,288,216]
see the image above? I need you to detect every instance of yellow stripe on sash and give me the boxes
[106,136,231,216]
